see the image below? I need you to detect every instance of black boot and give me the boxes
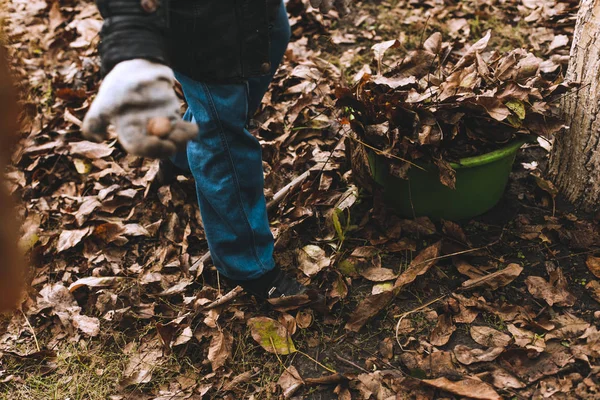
[233,266,308,300]
[156,159,192,186]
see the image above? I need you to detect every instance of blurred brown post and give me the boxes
[0,40,25,312]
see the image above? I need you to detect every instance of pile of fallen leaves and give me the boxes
[337,30,570,187]
[8,1,600,400]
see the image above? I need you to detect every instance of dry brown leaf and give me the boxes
[386,238,417,252]
[371,282,394,295]
[345,290,394,332]
[470,326,512,348]
[585,280,600,303]
[435,158,457,189]
[267,291,320,312]
[371,39,399,75]
[423,32,442,54]
[297,245,330,276]
[422,376,501,400]
[533,172,559,198]
[500,342,573,383]
[373,75,417,89]
[453,345,504,365]
[121,342,163,387]
[430,314,456,346]
[48,1,64,31]
[56,227,93,253]
[507,324,545,352]
[394,241,442,289]
[453,302,480,324]
[296,309,313,329]
[479,367,525,390]
[278,313,297,335]
[400,351,456,378]
[442,221,469,244]
[359,267,398,282]
[74,197,101,226]
[277,366,303,399]
[68,140,114,159]
[208,330,232,371]
[36,283,80,327]
[158,278,193,296]
[461,263,523,290]
[123,224,151,237]
[453,258,485,279]
[351,246,380,258]
[398,217,436,235]
[356,372,396,399]
[379,337,394,359]
[334,384,352,400]
[545,313,590,341]
[72,314,100,337]
[453,30,492,71]
[586,255,600,278]
[222,371,254,392]
[68,276,121,292]
[329,274,349,299]
[476,96,511,121]
[395,318,415,335]
[173,327,193,347]
[93,222,126,243]
[525,263,575,307]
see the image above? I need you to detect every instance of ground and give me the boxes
[2,0,599,399]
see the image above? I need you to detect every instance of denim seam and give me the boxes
[183,136,236,238]
[200,82,271,275]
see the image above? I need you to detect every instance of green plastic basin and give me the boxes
[368,139,529,220]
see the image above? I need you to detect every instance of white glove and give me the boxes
[309,0,350,16]
[82,59,198,158]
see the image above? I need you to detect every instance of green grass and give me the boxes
[1,341,127,400]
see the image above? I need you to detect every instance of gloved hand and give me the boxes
[309,0,351,16]
[82,59,198,158]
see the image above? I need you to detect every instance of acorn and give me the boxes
[147,117,172,138]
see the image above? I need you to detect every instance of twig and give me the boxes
[270,336,289,370]
[190,252,212,276]
[217,271,221,296]
[395,295,447,351]
[345,341,407,375]
[345,134,426,170]
[204,286,244,310]
[269,337,334,377]
[334,354,369,373]
[548,81,592,104]
[266,170,311,210]
[297,349,337,374]
[402,231,505,272]
[21,309,40,352]
[309,133,346,188]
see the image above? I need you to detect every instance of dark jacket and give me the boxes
[96,0,281,82]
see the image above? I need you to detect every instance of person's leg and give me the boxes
[174,73,275,281]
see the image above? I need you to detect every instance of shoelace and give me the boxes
[267,286,283,298]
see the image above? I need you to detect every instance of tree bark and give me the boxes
[549,0,600,212]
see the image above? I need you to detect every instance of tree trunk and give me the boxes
[549,0,600,212]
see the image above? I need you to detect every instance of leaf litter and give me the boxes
[4,0,600,399]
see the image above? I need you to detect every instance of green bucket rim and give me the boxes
[449,136,534,169]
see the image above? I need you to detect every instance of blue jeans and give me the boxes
[171,4,291,281]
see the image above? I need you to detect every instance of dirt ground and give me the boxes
[3,0,599,399]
